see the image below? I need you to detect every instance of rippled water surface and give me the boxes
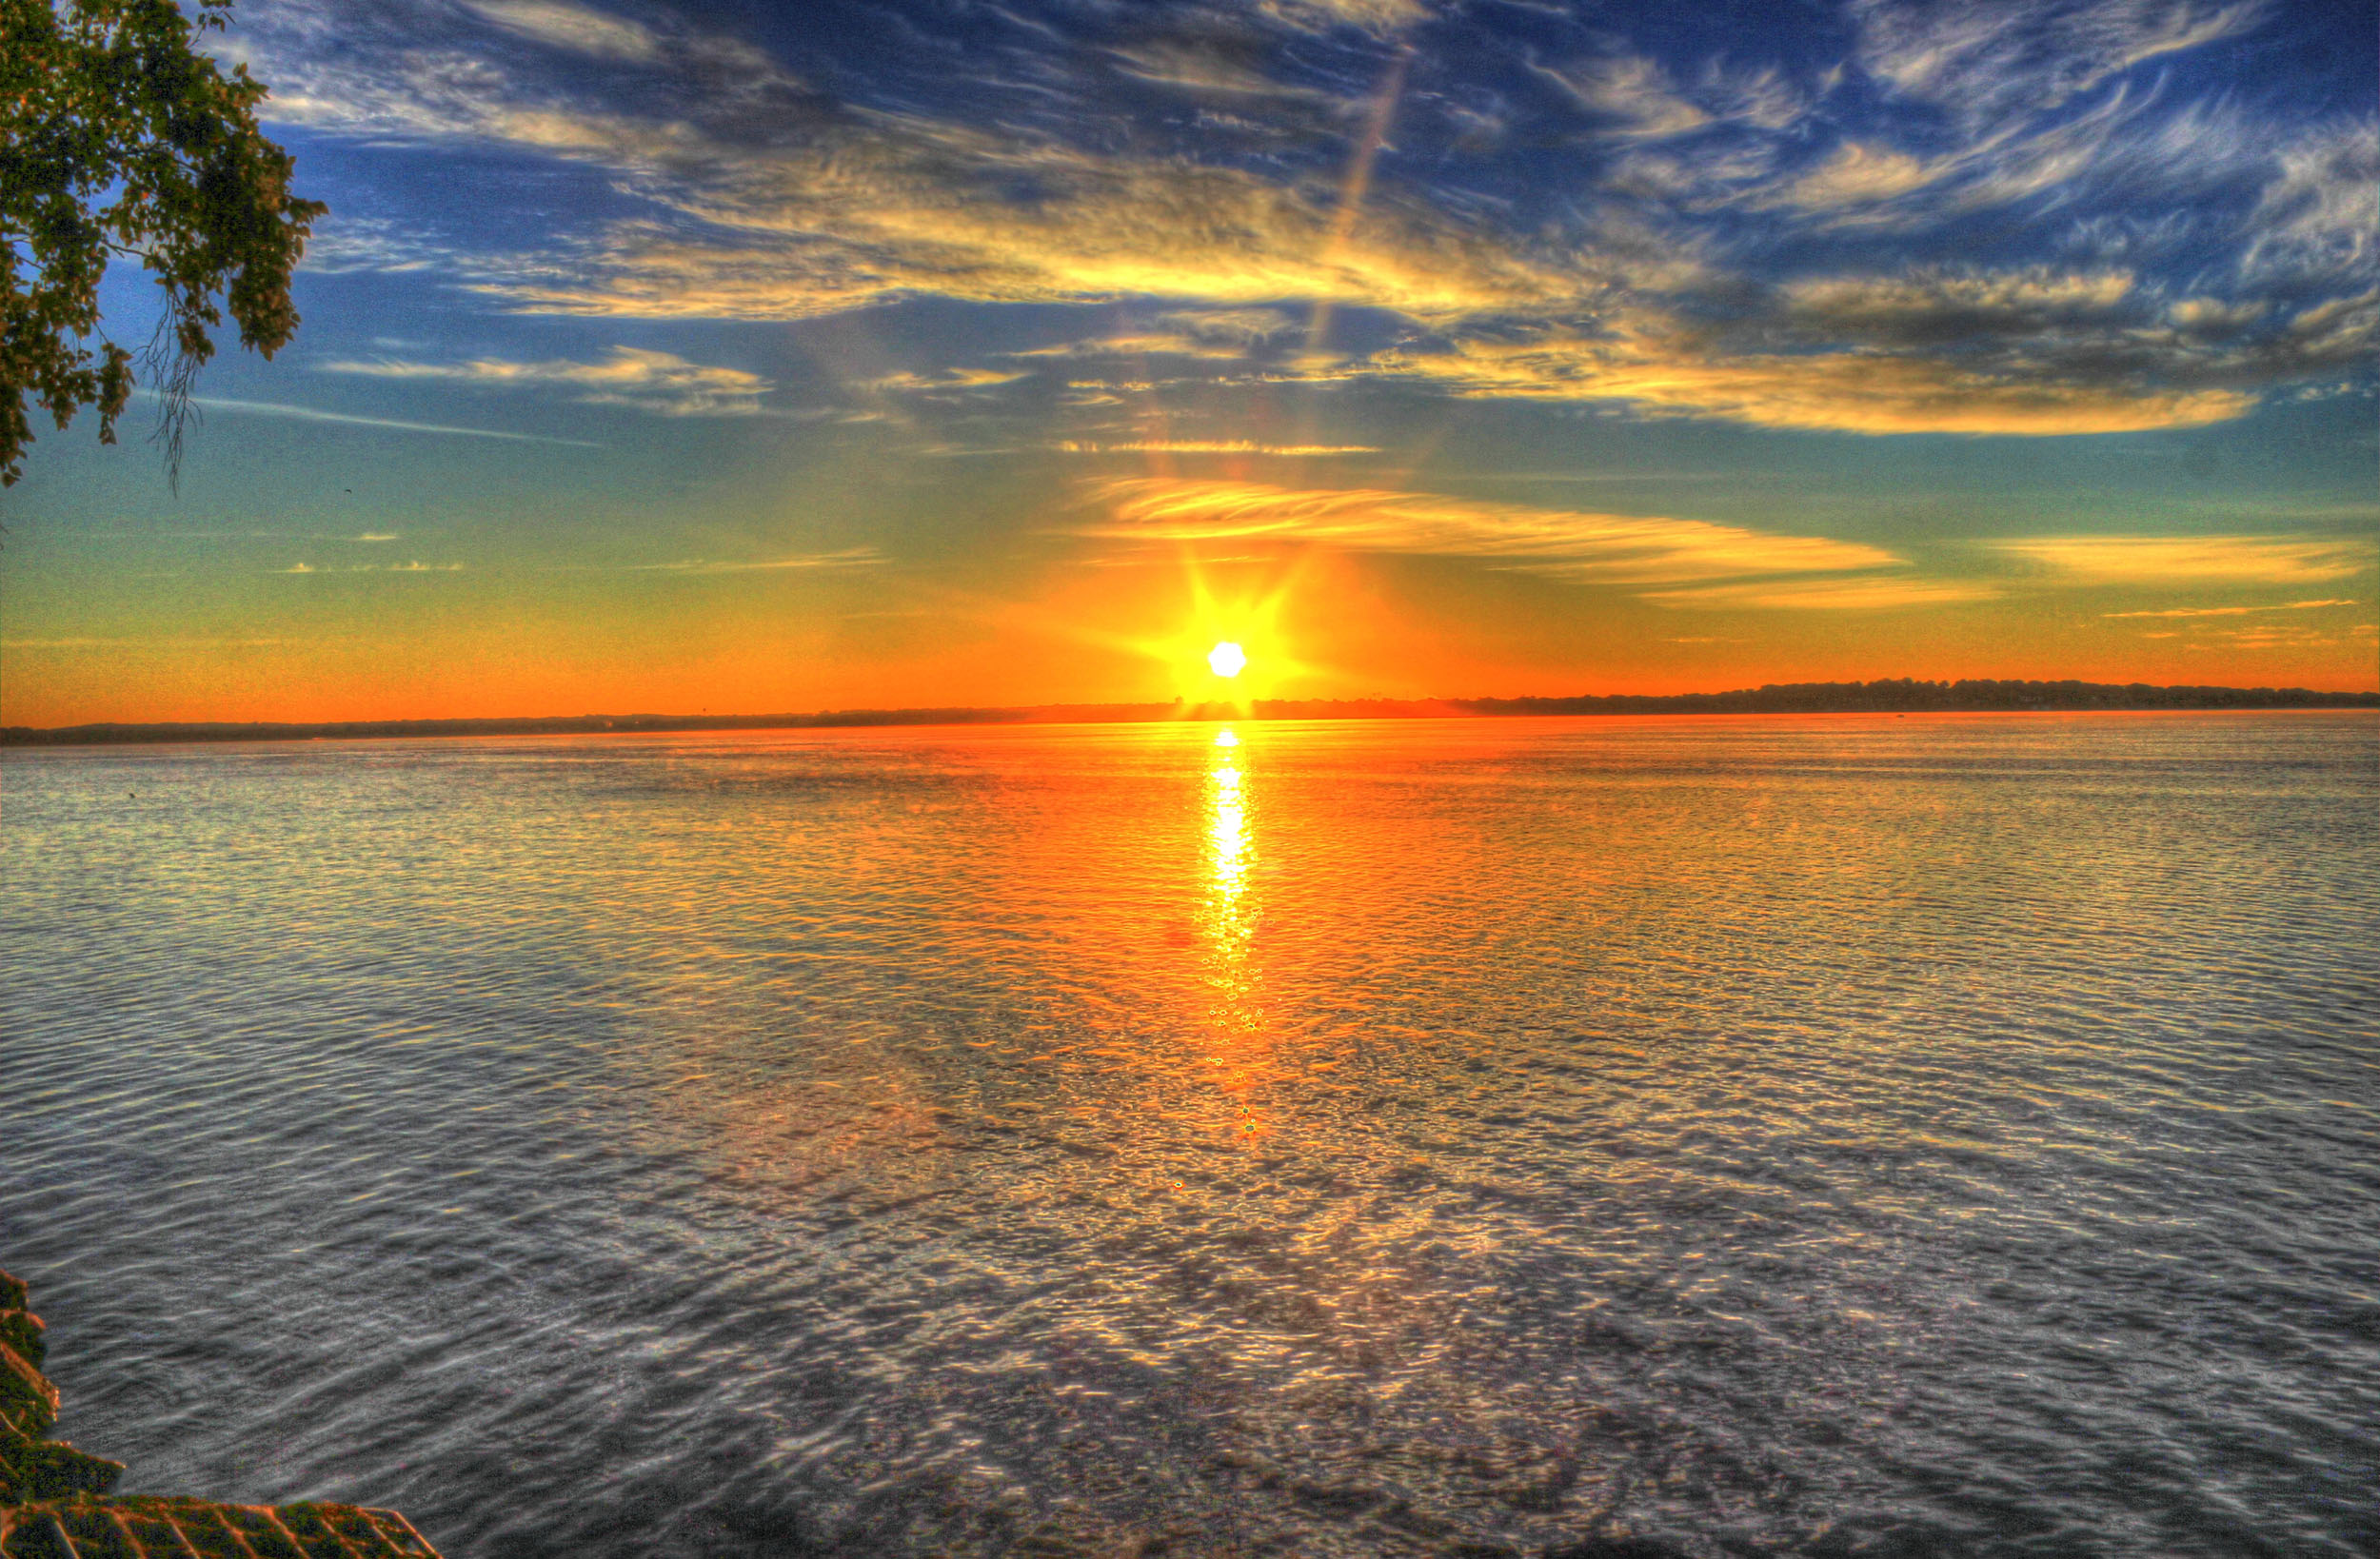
[5,715,2376,1557]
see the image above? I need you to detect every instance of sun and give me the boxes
[1207,641,1248,679]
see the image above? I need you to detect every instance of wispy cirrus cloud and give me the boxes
[481,139,1597,324]
[1363,326,2250,435]
[321,347,770,415]
[619,549,883,573]
[1990,535,2373,583]
[1082,478,1903,583]
[2103,598,2357,617]
[2243,118,2379,286]
[864,367,1031,397]
[1531,54,1710,138]
[1055,441,1380,455]
[279,560,465,574]
[1257,0,1432,34]
[227,0,2370,442]
[1641,576,2002,611]
[457,0,660,61]
[1850,0,2260,128]
[174,393,602,446]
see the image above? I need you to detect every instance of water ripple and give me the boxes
[4,714,2375,1556]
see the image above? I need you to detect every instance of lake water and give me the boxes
[3,714,2375,1557]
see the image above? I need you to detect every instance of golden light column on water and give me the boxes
[1201,725,1268,1139]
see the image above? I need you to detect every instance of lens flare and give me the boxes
[1208,641,1248,678]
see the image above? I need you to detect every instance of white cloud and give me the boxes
[1852,0,2259,126]
[178,393,602,445]
[2244,119,2380,286]
[321,347,770,415]
[1533,54,1710,137]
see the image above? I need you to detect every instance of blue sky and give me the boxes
[3,0,2372,723]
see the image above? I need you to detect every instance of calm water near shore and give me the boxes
[4,714,2375,1557]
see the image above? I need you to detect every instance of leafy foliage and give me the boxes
[1,0,324,486]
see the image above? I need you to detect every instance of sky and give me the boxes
[2,0,2374,726]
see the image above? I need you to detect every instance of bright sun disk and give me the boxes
[1207,641,1247,678]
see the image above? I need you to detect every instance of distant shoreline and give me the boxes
[5,680,2374,747]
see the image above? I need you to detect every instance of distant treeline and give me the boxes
[1451,678,2380,717]
[3,679,2372,747]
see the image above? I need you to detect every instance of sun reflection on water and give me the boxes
[1201,725,1269,1137]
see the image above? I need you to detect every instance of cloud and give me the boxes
[228,0,2368,442]
[1108,43,1340,101]
[617,549,883,573]
[1990,535,2373,583]
[321,347,769,415]
[1256,0,1431,32]
[1019,309,1301,362]
[1164,307,1299,345]
[1365,327,2251,435]
[1533,55,1710,138]
[1054,441,1380,455]
[1639,577,2002,610]
[1744,54,2278,237]
[458,0,657,61]
[472,132,1597,323]
[1851,0,2259,127]
[296,213,459,274]
[179,394,602,446]
[864,367,1030,395]
[1009,331,1251,362]
[231,8,1609,324]
[1780,267,2136,345]
[2103,598,2358,617]
[1082,478,1903,582]
[1766,142,1942,211]
[2243,119,2379,286]
[278,560,464,574]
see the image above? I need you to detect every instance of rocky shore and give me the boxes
[0,1269,442,1559]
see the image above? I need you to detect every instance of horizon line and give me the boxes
[6,678,2376,748]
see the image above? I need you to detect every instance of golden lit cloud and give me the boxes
[1084,479,1903,582]
[1055,441,1381,455]
[1992,535,2373,583]
[471,120,1595,324]
[1368,330,2251,434]
[864,367,1031,395]
[613,550,883,574]
[2103,598,2357,617]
